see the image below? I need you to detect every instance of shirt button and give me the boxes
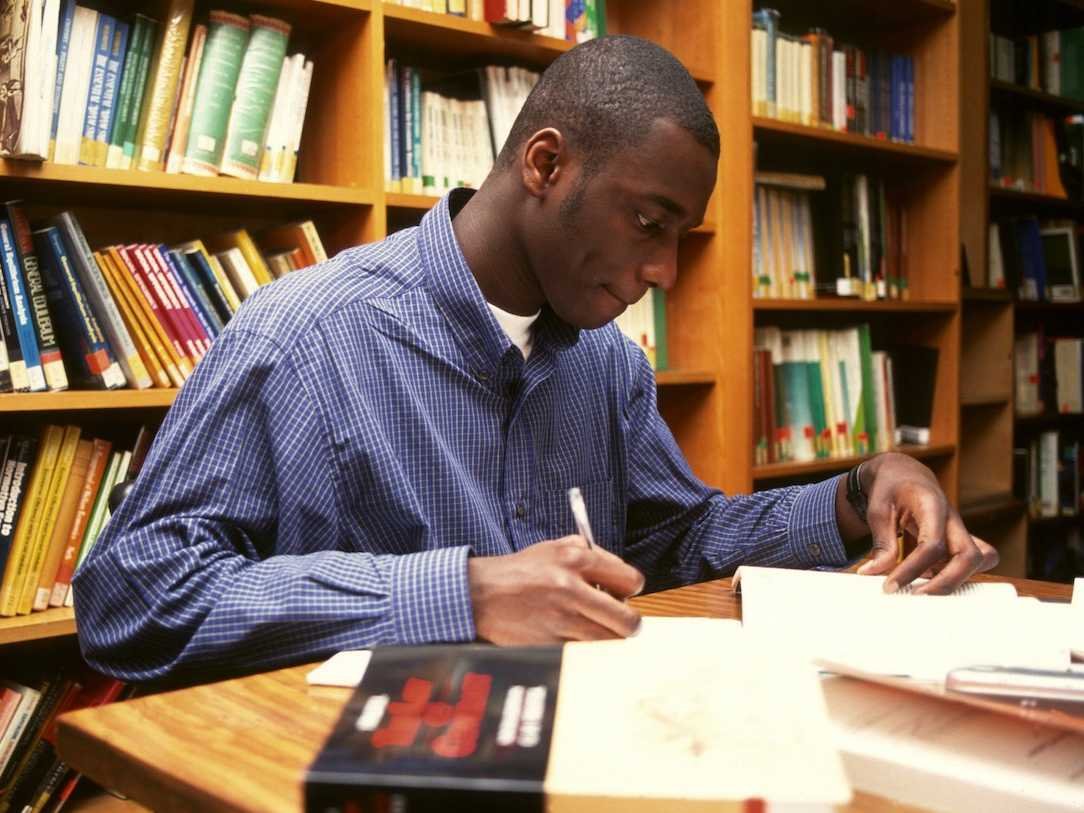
[514,503,526,519]
[474,369,490,382]
[809,543,822,558]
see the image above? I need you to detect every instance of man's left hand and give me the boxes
[845,453,999,594]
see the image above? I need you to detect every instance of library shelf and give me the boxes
[0,607,75,645]
[1014,300,1084,312]
[1029,513,1084,529]
[988,185,1082,210]
[752,118,958,163]
[958,489,1024,524]
[0,162,374,208]
[654,370,715,387]
[1015,411,1084,427]
[960,393,1011,407]
[0,390,179,413]
[753,298,957,313]
[386,192,439,210]
[989,79,1084,116]
[962,287,1011,303]
[752,444,956,481]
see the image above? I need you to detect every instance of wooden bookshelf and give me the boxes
[752,117,958,163]
[753,299,957,313]
[989,78,1084,116]
[0,607,75,645]
[0,390,179,412]
[753,444,957,482]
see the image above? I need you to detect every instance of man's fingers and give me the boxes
[912,513,987,594]
[974,535,1000,572]
[569,582,642,638]
[856,502,898,576]
[882,493,947,591]
[556,536,645,598]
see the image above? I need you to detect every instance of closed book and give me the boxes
[32,438,91,611]
[0,257,26,392]
[179,248,233,323]
[103,14,147,167]
[278,56,314,182]
[164,22,207,174]
[47,0,76,160]
[0,683,40,779]
[167,248,225,337]
[257,51,298,182]
[0,0,31,156]
[146,245,210,357]
[183,11,249,176]
[78,14,114,166]
[5,201,67,392]
[219,15,291,180]
[16,425,79,615]
[116,245,195,376]
[0,218,46,392]
[51,211,152,390]
[95,250,172,389]
[90,18,128,166]
[173,238,241,313]
[32,226,124,390]
[73,449,127,576]
[133,0,194,172]
[108,14,157,170]
[49,437,110,607]
[0,425,62,617]
[134,244,204,362]
[307,630,852,811]
[13,0,62,160]
[52,6,97,165]
[0,435,37,586]
[207,228,273,287]
[214,247,260,300]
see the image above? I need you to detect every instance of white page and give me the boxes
[822,676,1084,813]
[735,566,1067,681]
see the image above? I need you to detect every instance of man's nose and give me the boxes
[639,244,679,291]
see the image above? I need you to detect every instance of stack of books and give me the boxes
[384,0,602,42]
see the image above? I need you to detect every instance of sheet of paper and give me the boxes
[735,566,1068,681]
[306,650,373,688]
[822,675,1084,812]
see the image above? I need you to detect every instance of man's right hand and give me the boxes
[468,537,645,645]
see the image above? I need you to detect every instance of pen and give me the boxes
[567,487,595,549]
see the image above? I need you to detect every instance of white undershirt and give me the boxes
[487,302,541,359]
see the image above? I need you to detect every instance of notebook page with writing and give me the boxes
[734,566,1068,681]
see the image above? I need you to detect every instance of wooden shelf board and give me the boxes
[1016,411,1084,426]
[962,287,1011,303]
[0,607,75,645]
[386,192,439,210]
[988,184,1080,208]
[1029,513,1084,528]
[1015,299,1084,312]
[0,389,179,412]
[958,490,1024,525]
[753,298,957,313]
[655,370,715,386]
[960,393,1011,407]
[753,444,956,480]
[752,118,958,162]
[990,80,1084,115]
[0,161,374,207]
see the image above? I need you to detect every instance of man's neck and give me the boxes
[451,180,545,317]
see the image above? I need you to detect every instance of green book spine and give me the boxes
[806,356,828,458]
[183,10,250,175]
[219,15,290,179]
[1061,28,1084,101]
[105,15,148,166]
[119,16,158,167]
[652,289,667,371]
[858,324,878,453]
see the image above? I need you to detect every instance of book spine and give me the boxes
[0,0,30,156]
[96,250,170,388]
[48,0,76,160]
[49,438,110,606]
[0,257,25,391]
[0,436,36,584]
[134,0,194,172]
[258,52,295,181]
[33,438,91,611]
[92,19,128,166]
[183,11,249,175]
[220,15,291,179]
[280,57,312,183]
[104,14,145,168]
[164,23,207,174]
[168,249,224,336]
[181,249,232,323]
[128,245,197,367]
[148,246,209,356]
[0,686,41,777]
[74,450,120,573]
[387,59,401,190]
[0,218,45,392]
[116,15,157,170]
[52,212,151,389]
[79,15,114,166]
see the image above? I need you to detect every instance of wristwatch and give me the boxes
[846,462,869,525]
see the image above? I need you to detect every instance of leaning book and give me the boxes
[305,620,852,811]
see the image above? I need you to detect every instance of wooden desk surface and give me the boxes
[56,574,1072,813]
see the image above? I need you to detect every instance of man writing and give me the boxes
[74,36,997,683]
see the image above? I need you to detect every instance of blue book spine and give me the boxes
[50,0,77,151]
[0,219,44,391]
[753,9,779,112]
[95,20,129,155]
[156,247,212,345]
[400,66,413,188]
[388,60,401,183]
[891,55,902,141]
[906,56,915,143]
[0,435,38,579]
[411,68,422,184]
[166,248,224,337]
[182,249,233,324]
[80,14,115,165]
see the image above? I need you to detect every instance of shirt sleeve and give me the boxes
[73,326,476,684]
[619,348,848,592]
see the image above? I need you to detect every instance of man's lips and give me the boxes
[601,285,645,307]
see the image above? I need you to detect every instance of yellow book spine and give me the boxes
[299,221,328,264]
[97,251,173,389]
[233,230,274,287]
[34,439,94,611]
[0,426,64,617]
[134,0,195,172]
[17,426,81,614]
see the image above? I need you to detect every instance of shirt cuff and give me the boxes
[390,546,476,644]
[787,477,848,568]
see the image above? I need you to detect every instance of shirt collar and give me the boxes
[417,188,579,377]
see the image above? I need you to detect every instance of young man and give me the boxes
[74,36,996,683]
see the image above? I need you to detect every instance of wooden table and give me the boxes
[56,574,1072,813]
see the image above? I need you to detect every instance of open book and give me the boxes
[733,566,1073,681]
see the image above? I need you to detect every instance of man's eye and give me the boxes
[636,212,662,232]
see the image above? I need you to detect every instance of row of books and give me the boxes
[613,288,666,371]
[1015,430,1084,519]
[386,0,604,42]
[1016,333,1084,417]
[0,425,153,618]
[752,171,910,302]
[989,109,1066,197]
[752,326,936,465]
[751,9,916,143]
[0,202,327,393]
[989,29,1084,101]
[989,218,1081,302]
[384,63,539,195]
[2,0,313,184]
[0,665,127,812]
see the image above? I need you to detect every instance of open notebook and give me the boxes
[733,566,1075,681]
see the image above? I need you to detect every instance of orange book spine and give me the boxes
[114,245,195,378]
[96,250,172,389]
[49,438,112,607]
[32,439,93,611]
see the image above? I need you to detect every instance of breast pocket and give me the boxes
[539,477,622,555]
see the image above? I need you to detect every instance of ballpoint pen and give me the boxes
[567,486,595,549]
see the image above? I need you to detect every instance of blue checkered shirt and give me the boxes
[73,189,847,682]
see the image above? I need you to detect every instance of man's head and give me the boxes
[493,35,719,329]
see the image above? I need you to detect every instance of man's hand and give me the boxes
[468,537,645,645]
[841,453,999,594]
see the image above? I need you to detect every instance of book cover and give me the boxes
[32,437,91,611]
[78,13,114,166]
[0,0,32,156]
[49,437,109,607]
[108,14,157,170]
[133,0,194,172]
[116,245,194,376]
[173,238,242,313]
[163,22,206,174]
[0,435,37,586]
[52,6,97,165]
[47,0,76,160]
[0,217,45,392]
[13,0,61,160]
[91,18,128,167]
[102,14,146,167]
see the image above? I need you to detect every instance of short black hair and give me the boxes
[496,35,719,175]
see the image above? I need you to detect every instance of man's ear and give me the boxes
[521,128,564,199]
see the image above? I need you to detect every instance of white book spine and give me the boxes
[53,8,97,164]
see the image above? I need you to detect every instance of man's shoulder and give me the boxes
[227,229,426,343]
